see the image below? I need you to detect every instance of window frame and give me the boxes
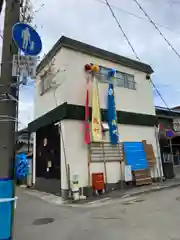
[97,66,136,90]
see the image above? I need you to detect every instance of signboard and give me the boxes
[12,23,42,56]
[12,55,38,78]
[124,165,132,182]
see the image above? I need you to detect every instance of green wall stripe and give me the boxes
[28,102,158,132]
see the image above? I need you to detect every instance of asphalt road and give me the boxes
[15,187,180,240]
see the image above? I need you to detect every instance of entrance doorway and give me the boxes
[35,123,61,195]
[160,136,180,179]
[171,136,180,179]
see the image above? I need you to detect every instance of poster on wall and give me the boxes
[124,165,132,182]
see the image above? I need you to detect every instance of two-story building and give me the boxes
[28,36,163,198]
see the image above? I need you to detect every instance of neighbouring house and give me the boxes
[16,128,33,154]
[156,106,180,179]
[28,36,163,199]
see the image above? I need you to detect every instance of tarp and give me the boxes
[124,142,148,171]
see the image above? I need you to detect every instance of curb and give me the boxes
[22,182,180,208]
[122,183,180,199]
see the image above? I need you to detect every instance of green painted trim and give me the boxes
[66,104,157,126]
[28,102,158,132]
[28,102,67,132]
[156,108,180,118]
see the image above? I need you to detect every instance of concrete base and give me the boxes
[82,178,163,199]
[82,181,132,198]
[61,189,70,200]
[152,177,164,183]
[35,178,61,196]
[34,177,164,200]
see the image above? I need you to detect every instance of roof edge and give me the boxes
[37,36,153,74]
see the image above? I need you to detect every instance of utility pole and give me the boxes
[0,0,20,239]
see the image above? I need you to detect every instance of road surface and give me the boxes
[15,187,180,240]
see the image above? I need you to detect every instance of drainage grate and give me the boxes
[32,218,54,225]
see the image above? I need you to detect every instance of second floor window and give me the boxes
[39,76,52,95]
[38,58,56,95]
[97,66,136,90]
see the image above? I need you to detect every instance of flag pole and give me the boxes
[95,74,108,191]
[84,70,91,189]
[91,64,108,192]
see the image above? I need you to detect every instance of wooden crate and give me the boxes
[133,169,152,186]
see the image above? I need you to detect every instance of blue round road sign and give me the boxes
[12,22,42,56]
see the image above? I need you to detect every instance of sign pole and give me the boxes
[0,0,20,239]
[0,6,42,239]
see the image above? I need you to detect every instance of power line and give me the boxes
[94,0,180,35]
[104,0,140,60]
[132,0,180,60]
[103,0,175,112]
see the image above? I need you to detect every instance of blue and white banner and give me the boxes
[107,83,119,144]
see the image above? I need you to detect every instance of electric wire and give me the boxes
[132,0,180,60]
[104,0,140,60]
[104,0,178,114]
[94,0,180,35]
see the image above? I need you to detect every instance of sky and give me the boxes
[1,0,180,129]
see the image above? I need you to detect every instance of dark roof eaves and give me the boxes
[37,36,153,74]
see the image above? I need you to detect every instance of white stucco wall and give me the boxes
[63,48,155,115]
[34,47,155,120]
[34,48,69,119]
[33,46,161,191]
[60,120,162,191]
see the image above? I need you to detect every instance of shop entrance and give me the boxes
[160,136,180,179]
[171,136,180,179]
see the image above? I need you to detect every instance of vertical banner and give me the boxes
[91,77,102,142]
[107,83,118,144]
[84,74,91,144]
